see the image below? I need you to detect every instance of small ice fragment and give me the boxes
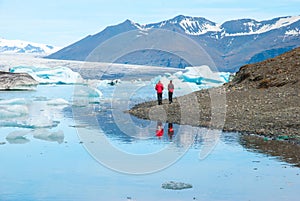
[162,181,193,190]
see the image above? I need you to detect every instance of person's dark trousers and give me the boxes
[168,91,173,103]
[157,93,162,105]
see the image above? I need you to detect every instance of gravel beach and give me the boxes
[128,47,300,142]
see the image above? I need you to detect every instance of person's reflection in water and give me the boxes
[168,123,174,140]
[156,121,164,139]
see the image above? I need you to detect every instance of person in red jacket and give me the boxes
[155,80,164,105]
[156,121,164,139]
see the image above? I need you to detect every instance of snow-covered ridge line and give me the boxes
[224,16,300,37]
[0,38,61,55]
[133,15,300,37]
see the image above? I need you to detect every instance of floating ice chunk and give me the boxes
[0,98,62,129]
[0,98,28,105]
[0,119,60,129]
[182,65,229,85]
[74,86,102,98]
[162,181,193,190]
[47,98,69,106]
[173,71,183,80]
[9,66,84,84]
[73,85,103,106]
[0,105,29,119]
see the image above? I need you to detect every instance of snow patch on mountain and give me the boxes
[224,16,300,37]
[285,28,300,36]
[133,15,300,37]
[179,18,221,35]
[0,38,61,55]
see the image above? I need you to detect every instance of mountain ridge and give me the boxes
[0,38,61,55]
[47,15,300,72]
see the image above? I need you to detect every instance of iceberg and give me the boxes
[0,97,68,129]
[73,85,102,106]
[9,66,84,84]
[0,98,28,105]
[47,98,69,106]
[181,65,230,85]
[150,65,231,97]
[0,119,60,129]
[0,105,29,119]
[162,181,193,190]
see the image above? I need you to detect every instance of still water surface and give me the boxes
[0,84,299,201]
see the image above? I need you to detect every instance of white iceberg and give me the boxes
[181,65,230,85]
[0,98,28,105]
[47,98,69,106]
[9,66,84,84]
[0,105,29,119]
[73,85,102,106]
[0,97,68,129]
[151,65,231,97]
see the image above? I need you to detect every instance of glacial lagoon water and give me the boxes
[0,82,300,201]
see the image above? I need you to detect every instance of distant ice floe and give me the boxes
[9,66,84,84]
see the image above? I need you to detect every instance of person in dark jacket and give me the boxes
[155,80,164,105]
[167,80,174,104]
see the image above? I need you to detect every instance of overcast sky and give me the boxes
[0,0,299,47]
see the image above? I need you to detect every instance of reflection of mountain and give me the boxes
[240,135,300,167]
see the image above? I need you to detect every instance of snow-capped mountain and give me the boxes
[0,38,61,55]
[220,16,300,37]
[143,15,222,35]
[47,15,300,72]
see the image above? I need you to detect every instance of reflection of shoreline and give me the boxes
[240,134,300,167]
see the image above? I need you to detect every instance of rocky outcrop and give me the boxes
[0,71,38,90]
